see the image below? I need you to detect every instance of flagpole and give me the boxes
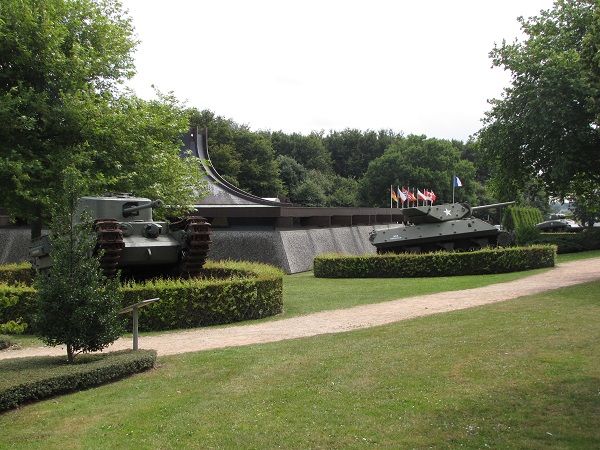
[452,176,455,203]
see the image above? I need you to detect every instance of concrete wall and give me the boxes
[0,225,377,274]
[209,226,376,273]
[0,227,31,265]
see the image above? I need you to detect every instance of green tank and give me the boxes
[29,194,211,278]
[535,213,583,232]
[369,201,515,254]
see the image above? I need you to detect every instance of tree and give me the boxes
[0,0,204,236]
[324,128,399,179]
[268,131,334,174]
[0,0,136,236]
[359,135,476,207]
[478,0,600,201]
[190,109,284,197]
[33,167,124,363]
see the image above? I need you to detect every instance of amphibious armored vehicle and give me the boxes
[29,194,212,278]
[369,201,514,254]
[535,213,582,232]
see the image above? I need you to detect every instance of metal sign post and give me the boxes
[119,298,160,350]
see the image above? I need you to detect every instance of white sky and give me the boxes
[120,0,555,142]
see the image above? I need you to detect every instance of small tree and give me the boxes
[33,168,124,363]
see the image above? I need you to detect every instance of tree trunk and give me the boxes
[66,344,75,364]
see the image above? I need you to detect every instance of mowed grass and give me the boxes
[1,254,599,448]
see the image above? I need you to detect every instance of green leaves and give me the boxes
[479,0,600,201]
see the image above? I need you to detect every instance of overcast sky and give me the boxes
[119,0,555,142]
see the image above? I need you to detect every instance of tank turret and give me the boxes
[369,201,515,254]
[30,194,211,279]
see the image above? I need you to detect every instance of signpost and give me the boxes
[119,298,160,350]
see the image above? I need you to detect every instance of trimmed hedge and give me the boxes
[0,284,36,330]
[0,349,156,412]
[535,229,600,254]
[314,245,557,278]
[502,206,544,232]
[0,260,284,333]
[0,263,32,286]
[120,261,284,332]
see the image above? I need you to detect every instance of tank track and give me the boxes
[94,219,124,278]
[179,217,212,278]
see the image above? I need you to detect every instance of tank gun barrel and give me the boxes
[122,199,163,217]
[470,201,515,212]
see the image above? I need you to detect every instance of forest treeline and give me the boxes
[189,109,498,209]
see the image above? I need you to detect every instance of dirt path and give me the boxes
[2,258,599,360]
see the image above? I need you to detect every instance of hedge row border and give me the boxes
[0,261,284,333]
[0,349,156,412]
[314,245,557,278]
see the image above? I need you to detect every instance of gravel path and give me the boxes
[2,257,599,360]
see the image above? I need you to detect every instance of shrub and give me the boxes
[0,260,285,334]
[515,225,541,246]
[503,206,544,231]
[120,261,284,332]
[0,284,36,330]
[314,245,556,278]
[0,334,11,350]
[0,263,32,286]
[0,349,156,411]
[0,318,28,334]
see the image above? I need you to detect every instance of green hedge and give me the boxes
[314,245,557,278]
[535,229,600,253]
[0,262,32,285]
[120,260,284,332]
[0,284,36,330]
[503,206,544,232]
[0,349,156,412]
[0,260,284,333]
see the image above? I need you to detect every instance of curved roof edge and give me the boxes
[181,127,293,207]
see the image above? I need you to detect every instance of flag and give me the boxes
[454,176,463,187]
[417,189,428,201]
[430,190,436,202]
[398,187,407,202]
[391,186,398,202]
[407,190,416,202]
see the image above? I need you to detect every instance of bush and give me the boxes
[0,349,156,412]
[515,225,541,246]
[314,245,557,278]
[120,261,284,332]
[0,334,11,350]
[503,206,544,231]
[535,228,600,253]
[0,284,36,330]
[0,260,285,334]
[0,263,32,286]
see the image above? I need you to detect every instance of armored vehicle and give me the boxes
[535,213,582,232]
[369,201,515,254]
[29,194,211,278]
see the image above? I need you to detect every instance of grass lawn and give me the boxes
[0,251,599,448]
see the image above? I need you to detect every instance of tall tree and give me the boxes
[359,135,476,207]
[324,128,399,179]
[478,0,600,201]
[0,0,136,236]
[0,0,204,235]
[33,167,123,363]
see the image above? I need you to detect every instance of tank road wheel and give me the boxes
[180,217,212,278]
[94,219,124,279]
